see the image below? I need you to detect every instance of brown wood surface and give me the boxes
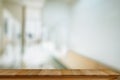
[0,69,119,80]
[57,51,109,69]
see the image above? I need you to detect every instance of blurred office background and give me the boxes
[0,0,120,73]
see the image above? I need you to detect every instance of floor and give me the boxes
[0,41,65,69]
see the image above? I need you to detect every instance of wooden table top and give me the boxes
[0,69,119,78]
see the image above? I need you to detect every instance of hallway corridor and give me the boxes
[0,41,67,69]
[0,1,120,79]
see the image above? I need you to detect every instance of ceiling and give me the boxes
[3,0,76,7]
[3,0,44,7]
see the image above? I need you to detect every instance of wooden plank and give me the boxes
[0,69,119,77]
[0,78,112,80]
[0,70,119,80]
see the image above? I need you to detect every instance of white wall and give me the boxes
[43,0,71,48]
[70,0,120,71]
[25,7,42,43]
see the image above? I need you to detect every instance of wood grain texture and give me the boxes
[0,69,119,80]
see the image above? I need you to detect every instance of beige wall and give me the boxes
[0,0,3,53]
[0,0,2,25]
[3,1,23,23]
[69,0,120,71]
[0,0,23,53]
